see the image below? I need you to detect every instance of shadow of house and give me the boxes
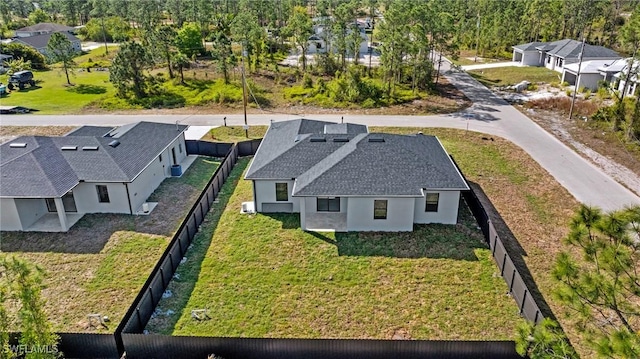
[467,181,556,321]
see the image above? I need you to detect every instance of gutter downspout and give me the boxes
[125,183,133,214]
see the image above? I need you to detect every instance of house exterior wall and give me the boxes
[513,50,541,66]
[14,198,48,229]
[1,198,23,231]
[346,197,415,232]
[73,182,130,214]
[577,73,602,91]
[617,79,639,97]
[127,135,187,212]
[413,191,460,225]
[253,179,300,213]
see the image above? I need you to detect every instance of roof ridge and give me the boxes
[292,133,368,195]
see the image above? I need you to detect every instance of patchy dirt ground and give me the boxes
[0,125,75,144]
[489,85,640,197]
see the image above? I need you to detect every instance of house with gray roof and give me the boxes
[0,122,189,232]
[512,39,620,72]
[15,23,75,38]
[245,119,469,232]
[14,31,81,56]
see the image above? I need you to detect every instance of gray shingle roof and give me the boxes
[0,122,187,198]
[16,23,74,33]
[15,32,80,49]
[529,39,619,59]
[66,126,114,137]
[245,119,468,197]
[512,41,548,51]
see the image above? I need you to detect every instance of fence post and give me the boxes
[492,236,498,256]
[148,287,154,306]
[520,290,528,314]
[509,269,516,292]
[500,253,507,276]
[136,308,142,330]
[160,268,165,287]
[169,252,174,271]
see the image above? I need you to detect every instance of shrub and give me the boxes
[561,81,569,87]
[565,89,572,97]
[583,89,591,98]
[591,106,614,122]
[0,42,47,69]
[302,73,313,89]
[596,87,611,100]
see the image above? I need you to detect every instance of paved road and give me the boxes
[461,61,519,71]
[2,65,638,211]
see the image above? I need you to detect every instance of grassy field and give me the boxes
[147,157,523,339]
[468,66,561,87]
[208,125,267,142]
[0,156,220,333]
[0,69,115,114]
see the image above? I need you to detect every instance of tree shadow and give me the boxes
[66,84,107,94]
[468,181,557,321]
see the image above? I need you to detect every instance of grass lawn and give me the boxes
[468,66,561,87]
[147,157,523,339]
[208,125,267,142]
[0,156,220,333]
[0,69,115,114]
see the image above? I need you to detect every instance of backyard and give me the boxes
[0,151,220,333]
[146,158,523,339]
[146,126,579,345]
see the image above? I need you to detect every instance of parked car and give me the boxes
[0,83,6,96]
[7,70,36,90]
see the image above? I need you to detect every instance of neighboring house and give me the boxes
[613,59,640,97]
[14,32,81,56]
[245,119,469,232]
[561,59,623,91]
[0,122,189,232]
[512,39,620,72]
[14,23,75,37]
[0,53,13,64]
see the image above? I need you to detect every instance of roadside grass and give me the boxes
[208,125,267,142]
[0,69,114,114]
[468,66,560,87]
[0,156,220,333]
[148,156,523,339]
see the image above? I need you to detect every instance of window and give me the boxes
[96,185,110,203]
[374,200,387,220]
[317,197,340,212]
[425,193,439,212]
[179,143,183,153]
[159,154,163,162]
[275,183,288,201]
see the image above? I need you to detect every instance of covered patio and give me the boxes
[26,213,84,232]
[304,212,347,232]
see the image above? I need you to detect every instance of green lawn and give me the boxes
[0,69,115,114]
[208,125,267,142]
[468,66,561,87]
[146,139,527,339]
[0,157,219,333]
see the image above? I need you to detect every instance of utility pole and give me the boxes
[569,38,586,120]
[241,44,249,138]
[474,12,480,63]
[101,17,108,55]
[368,17,375,77]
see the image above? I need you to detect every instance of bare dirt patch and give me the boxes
[0,125,75,144]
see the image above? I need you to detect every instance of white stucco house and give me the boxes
[561,59,626,91]
[613,59,640,97]
[512,39,620,73]
[244,119,469,232]
[0,122,189,232]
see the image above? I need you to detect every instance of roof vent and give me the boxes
[333,138,349,142]
[108,140,120,148]
[294,135,303,142]
[309,136,326,142]
[82,146,99,151]
[9,143,27,148]
[61,146,77,151]
[368,137,385,143]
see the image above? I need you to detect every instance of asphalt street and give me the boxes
[2,61,639,211]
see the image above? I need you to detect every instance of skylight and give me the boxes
[61,146,77,151]
[82,146,99,151]
[9,143,27,148]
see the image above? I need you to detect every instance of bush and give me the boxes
[302,73,313,89]
[136,93,186,108]
[596,87,611,100]
[583,89,591,98]
[561,81,569,87]
[591,106,614,122]
[78,17,132,42]
[565,89,572,97]
[0,42,47,70]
